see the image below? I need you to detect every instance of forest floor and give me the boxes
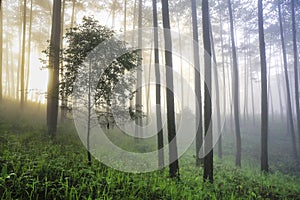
[0,100,300,200]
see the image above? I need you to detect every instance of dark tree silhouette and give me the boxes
[191,0,203,167]
[47,0,61,137]
[291,0,300,153]
[258,0,268,172]
[161,0,180,179]
[202,0,213,183]
[0,0,2,102]
[277,1,298,159]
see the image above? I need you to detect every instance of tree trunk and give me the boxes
[258,0,268,172]
[161,0,180,179]
[278,1,298,159]
[124,0,127,39]
[152,0,164,169]
[60,0,66,123]
[228,0,241,167]
[202,0,213,183]
[291,0,300,154]
[87,59,92,166]
[20,0,27,109]
[191,0,203,167]
[47,0,62,137]
[25,0,33,103]
[0,0,2,102]
[71,0,75,28]
[209,15,221,160]
[135,0,142,138]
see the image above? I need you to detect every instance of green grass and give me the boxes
[0,100,300,199]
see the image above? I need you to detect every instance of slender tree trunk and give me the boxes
[243,33,249,122]
[152,0,164,168]
[10,46,15,99]
[209,15,221,160]
[291,0,300,154]
[228,0,241,167]
[249,51,255,125]
[25,0,33,102]
[135,0,142,138]
[191,0,203,167]
[87,59,92,166]
[60,0,66,123]
[20,0,27,109]
[218,0,226,131]
[278,1,298,159]
[5,40,10,97]
[161,0,180,179]
[71,0,75,28]
[276,67,284,123]
[202,0,213,183]
[258,0,268,172]
[124,0,127,39]
[0,0,2,102]
[47,0,62,137]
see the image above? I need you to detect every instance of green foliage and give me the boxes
[1,100,300,199]
[62,16,138,107]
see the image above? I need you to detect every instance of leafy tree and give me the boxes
[61,17,138,120]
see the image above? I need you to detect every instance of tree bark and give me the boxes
[0,0,2,102]
[191,0,203,167]
[258,0,268,172]
[47,0,61,137]
[161,0,180,179]
[291,0,300,154]
[202,0,213,183]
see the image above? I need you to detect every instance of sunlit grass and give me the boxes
[0,100,300,199]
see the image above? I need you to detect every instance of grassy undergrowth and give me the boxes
[0,100,300,199]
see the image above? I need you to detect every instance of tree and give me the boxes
[152,0,164,169]
[61,17,138,115]
[135,0,142,138]
[191,0,203,167]
[0,0,2,102]
[47,0,61,137]
[202,0,213,183]
[60,0,67,123]
[59,17,138,165]
[25,0,33,102]
[291,0,300,152]
[161,0,180,179]
[20,0,27,109]
[278,1,298,159]
[228,0,241,167]
[258,0,268,172]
